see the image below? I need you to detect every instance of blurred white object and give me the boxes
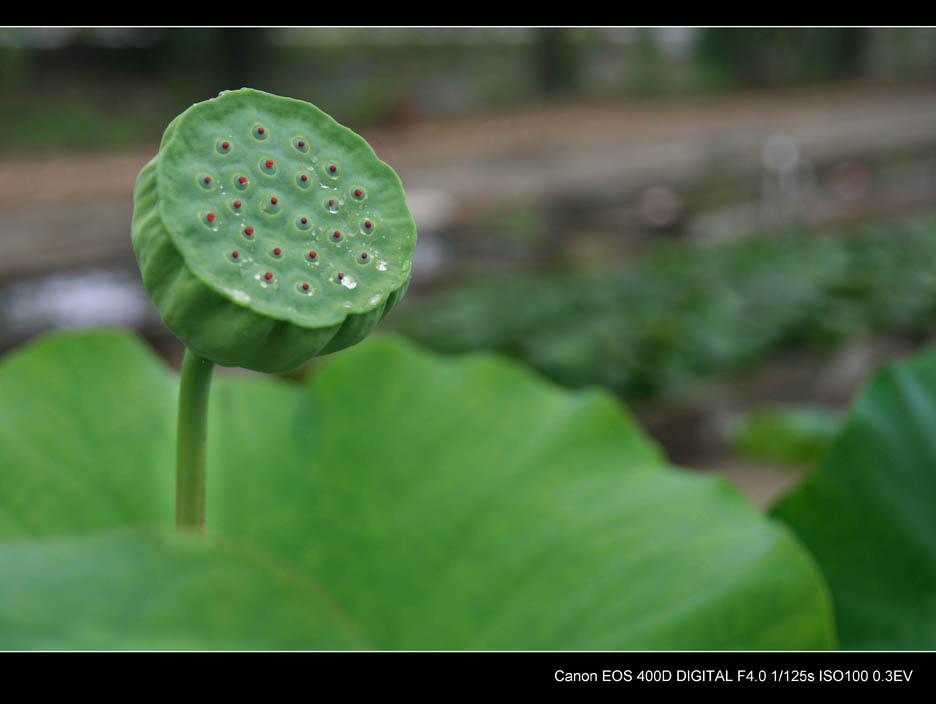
[760,132,815,228]
[4,269,153,334]
[401,189,458,281]
[761,133,800,173]
[405,189,458,232]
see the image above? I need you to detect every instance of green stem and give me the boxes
[176,348,215,532]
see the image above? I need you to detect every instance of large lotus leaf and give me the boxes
[0,531,365,649]
[772,348,936,649]
[0,331,176,537]
[0,330,835,649]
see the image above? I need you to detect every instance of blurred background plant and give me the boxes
[3,26,936,506]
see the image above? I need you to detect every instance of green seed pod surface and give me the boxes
[132,88,417,372]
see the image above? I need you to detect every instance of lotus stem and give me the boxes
[176,348,214,532]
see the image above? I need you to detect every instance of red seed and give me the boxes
[232,251,239,258]
[257,127,265,134]
[273,248,282,256]
[360,252,368,260]
[245,226,254,236]
[204,176,212,184]
[233,200,242,208]
[337,272,345,280]
[329,165,337,173]
[206,213,215,222]
[309,251,317,259]
[266,160,274,168]
[264,272,273,280]
[239,176,247,184]
[302,283,310,291]
[333,231,341,239]
[300,217,308,224]
[222,141,230,149]
[298,140,306,147]
[354,188,362,197]
[271,197,278,205]
[328,199,336,206]
[300,174,308,182]
[364,220,372,228]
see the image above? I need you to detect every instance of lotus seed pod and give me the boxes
[131,88,417,372]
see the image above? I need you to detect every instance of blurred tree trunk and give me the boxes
[534,28,583,98]
[217,28,264,90]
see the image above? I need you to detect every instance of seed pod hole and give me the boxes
[296,172,311,189]
[334,271,357,289]
[296,281,313,295]
[198,174,214,190]
[331,230,343,242]
[325,162,339,178]
[306,250,319,263]
[243,225,255,239]
[216,139,232,154]
[293,137,309,153]
[296,215,311,230]
[252,124,268,140]
[269,247,283,259]
[230,199,243,213]
[350,186,366,201]
[357,251,370,264]
[260,158,277,175]
[361,219,375,234]
[235,174,249,190]
[325,198,339,214]
[262,196,282,214]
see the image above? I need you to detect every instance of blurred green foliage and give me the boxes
[696,29,869,87]
[731,405,844,468]
[392,220,936,402]
[1,28,934,154]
